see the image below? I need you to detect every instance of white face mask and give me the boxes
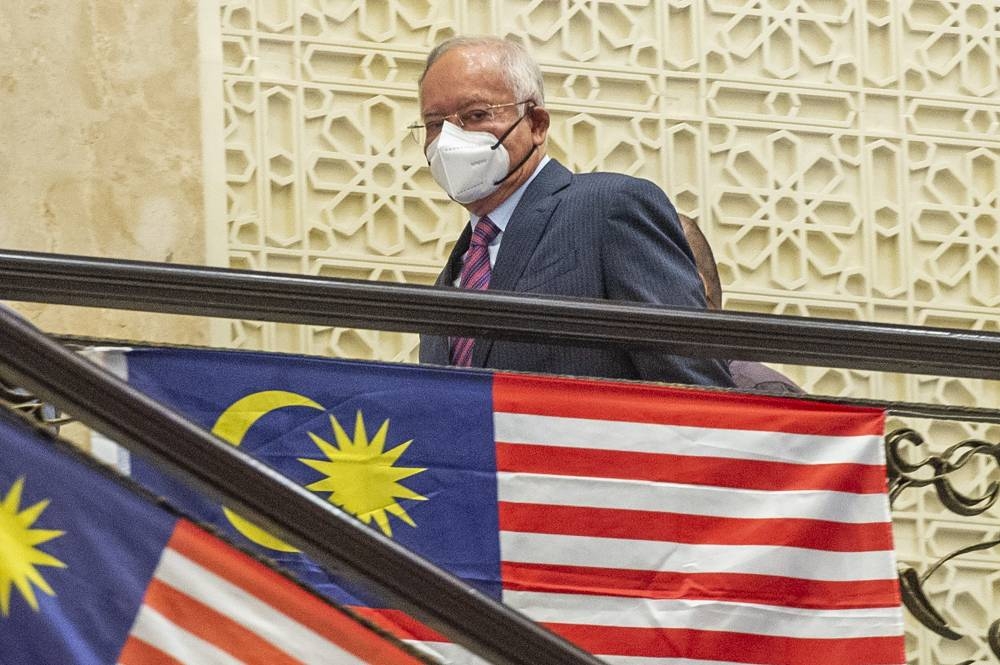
[425,122,512,204]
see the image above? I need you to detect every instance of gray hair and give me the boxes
[420,36,545,106]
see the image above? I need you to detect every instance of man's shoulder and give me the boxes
[570,169,649,187]
[542,160,650,187]
[526,161,674,217]
[563,168,665,201]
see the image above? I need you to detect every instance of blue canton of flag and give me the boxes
[0,408,174,664]
[124,349,503,605]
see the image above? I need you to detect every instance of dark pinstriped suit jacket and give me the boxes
[419,159,734,388]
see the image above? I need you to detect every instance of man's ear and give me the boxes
[697,270,720,310]
[529,106,550,145]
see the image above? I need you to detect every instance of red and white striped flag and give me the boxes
[490,374,904,665]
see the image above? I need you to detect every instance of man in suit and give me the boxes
[416,35,732,387]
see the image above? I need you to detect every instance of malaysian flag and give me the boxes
[0,403,429,664]
[90,347,906,664]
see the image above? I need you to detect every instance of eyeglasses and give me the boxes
[407,100,533,144]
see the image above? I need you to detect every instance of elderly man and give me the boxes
[416,35,732,387]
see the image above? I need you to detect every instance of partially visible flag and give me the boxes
[0,405,431,665]
[95,347,906,665]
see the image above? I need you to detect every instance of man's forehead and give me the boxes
[422,94,497,115]
[434,44,501,73]
[420,46,511,109]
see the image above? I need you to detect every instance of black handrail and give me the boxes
[0,306,603,665]
[2,249,1000,379]
[42,333,1000,426]
[0,251,1000,379]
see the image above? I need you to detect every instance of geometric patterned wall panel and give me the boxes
[213,2,999,661]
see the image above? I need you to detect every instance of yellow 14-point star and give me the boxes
[299,411,427,537]
[0,477,66,616]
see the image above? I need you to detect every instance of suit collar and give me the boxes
[490,158,571,291]
[470,155,552,233]
[439,223,471,286]
[472,159,572,366]
[439,159,571,289]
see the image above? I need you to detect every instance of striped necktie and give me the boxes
[450,216,501,366]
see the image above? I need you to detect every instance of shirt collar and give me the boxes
[470,155,551,233]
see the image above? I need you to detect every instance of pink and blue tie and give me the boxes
[450,216,501,366]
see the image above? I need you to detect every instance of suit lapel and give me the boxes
[421,224,472,366]
[440,224,472,286]
[471,160,572,367]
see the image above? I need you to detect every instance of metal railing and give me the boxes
[1,249,999,380]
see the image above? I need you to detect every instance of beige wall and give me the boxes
[0,1,214,344]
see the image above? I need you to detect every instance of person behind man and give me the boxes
[415,35,732,388]
[678,214,804,394]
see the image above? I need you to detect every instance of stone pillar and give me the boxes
[0,0,221,345]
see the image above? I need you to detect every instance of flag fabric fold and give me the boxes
[0,405,431,665]
[91,347,905,665]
